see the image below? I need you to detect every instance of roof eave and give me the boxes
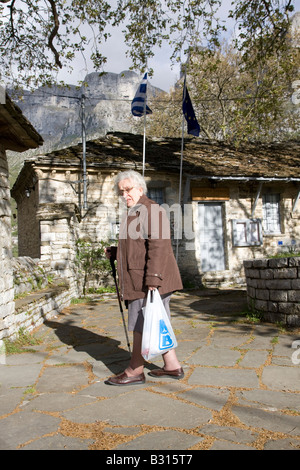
[0,93,43,152]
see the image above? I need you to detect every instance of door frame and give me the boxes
[195,201,227,272]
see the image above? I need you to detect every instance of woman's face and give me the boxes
[118,178,144,208]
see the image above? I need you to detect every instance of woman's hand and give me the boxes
[148,286,157,291]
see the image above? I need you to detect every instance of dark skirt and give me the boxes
[128,292,172,333]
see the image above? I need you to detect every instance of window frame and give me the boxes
[232,218,263,247]
[262,193,281,235]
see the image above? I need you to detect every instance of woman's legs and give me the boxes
[126,292,181,375]
[162,348,181,371]
[125,331,144,377]
[105,331,145,385]
[106,293,183,383]
[125,333,181,376]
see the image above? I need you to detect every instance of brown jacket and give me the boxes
[112,194,183,301]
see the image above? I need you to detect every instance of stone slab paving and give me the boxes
[0,289,299,451]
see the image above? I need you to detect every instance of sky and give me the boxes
[58,0,300,93]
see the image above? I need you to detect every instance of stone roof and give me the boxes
[0,93,43,152]
[27,132,300,179]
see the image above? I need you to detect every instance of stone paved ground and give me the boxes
[0,288,299,451]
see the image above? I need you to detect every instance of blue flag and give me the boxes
[131,73,152,117]
[182,83,200,137]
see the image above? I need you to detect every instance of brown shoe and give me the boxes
[149,367,184,380]
[105,371,145,386]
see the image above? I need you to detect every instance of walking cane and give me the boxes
[110,257,131,354]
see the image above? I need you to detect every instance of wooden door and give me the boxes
[198,203,225,272]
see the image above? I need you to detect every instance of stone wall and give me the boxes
[37,203,81,286]
[12,257,49,297]
[1,255,79,340]
[0,145,15,327]
[244,257,300,326]
[3,281,75,340]
[0,197,82,340]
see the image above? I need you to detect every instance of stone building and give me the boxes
[11,132,300,289]
[0,92,43,333]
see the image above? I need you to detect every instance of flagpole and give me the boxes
[131,72,152,176]
[142,65,149,177]
[176,73,187,262]
[143,97,146,177]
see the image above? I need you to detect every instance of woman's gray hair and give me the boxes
[114,170,147,195]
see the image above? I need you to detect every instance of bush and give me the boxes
[75,238,112,295]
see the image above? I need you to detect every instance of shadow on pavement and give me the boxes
[44,319,131,375]
[171,288,249,320]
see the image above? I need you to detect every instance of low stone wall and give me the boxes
[244,257,300,326]
[12,257,50,297]
[1,281,75,340]
[0,254,82,341]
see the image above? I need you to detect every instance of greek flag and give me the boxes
[131,73,152,117]
[182,82,200,137]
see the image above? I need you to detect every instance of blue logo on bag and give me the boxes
[159,319,174,350]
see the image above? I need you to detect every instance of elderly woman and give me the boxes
[105,170,183,386]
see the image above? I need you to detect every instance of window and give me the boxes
[232,219,263,246]
[147,188,164,205]
[263,194,281,234]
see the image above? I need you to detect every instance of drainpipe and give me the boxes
[81,94,88,211]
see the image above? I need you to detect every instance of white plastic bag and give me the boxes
[141,289,177,361]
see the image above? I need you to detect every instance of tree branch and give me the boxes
[46,0,62,68]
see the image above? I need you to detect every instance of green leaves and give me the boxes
[230,0,295,67]
[75,238,111,295]
[0,0,297,92]
[0,0,113,88]
[144,34,300,144]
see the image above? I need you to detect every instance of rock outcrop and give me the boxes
[14,70,161,154]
